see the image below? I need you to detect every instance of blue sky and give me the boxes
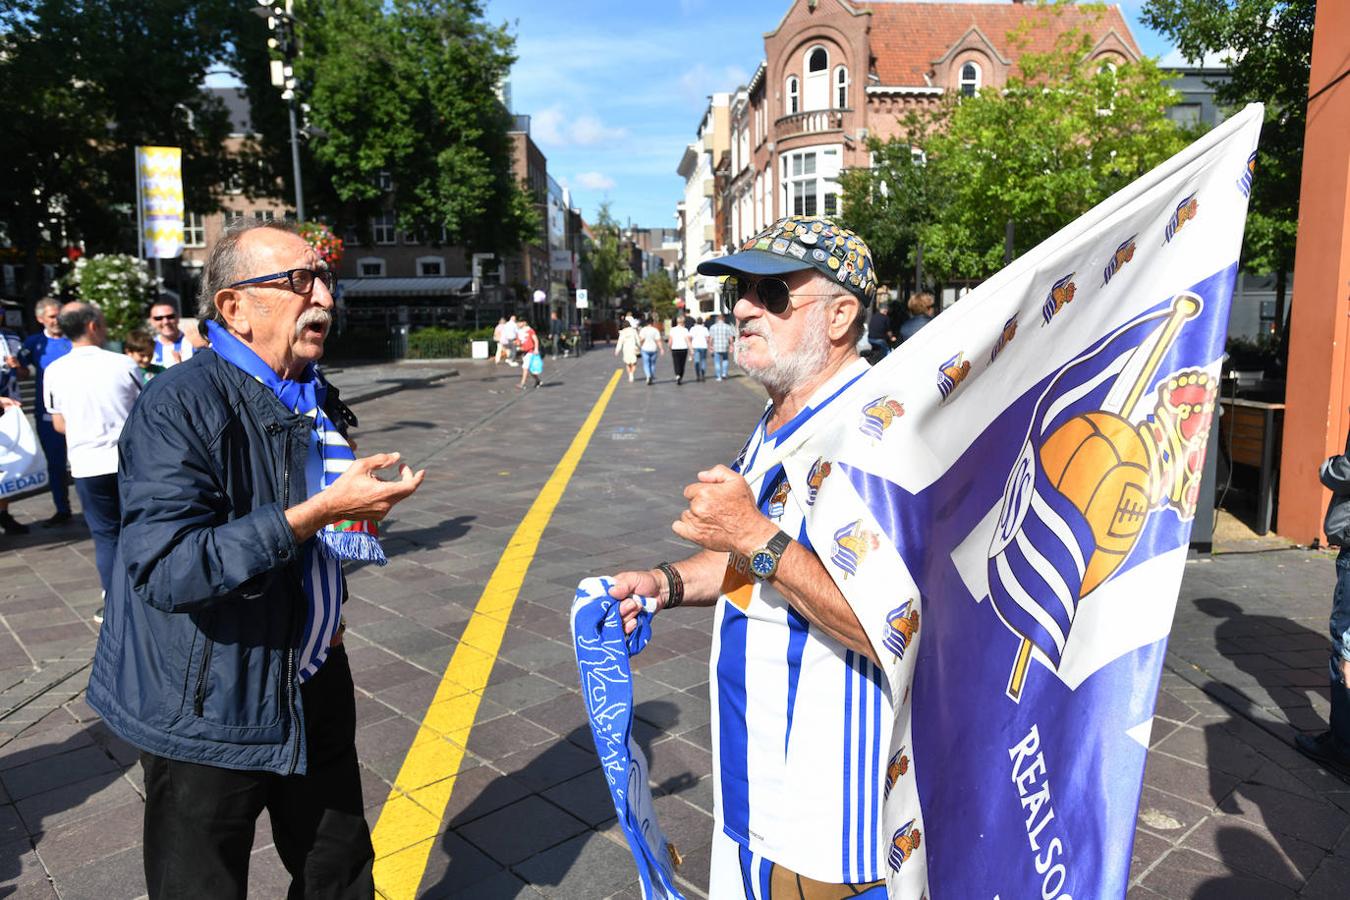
[484,0,1175,229]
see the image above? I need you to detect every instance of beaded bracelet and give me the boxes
[656,562,684,610]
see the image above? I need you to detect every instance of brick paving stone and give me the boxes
[456,795,587,867]
[511,829,636,898]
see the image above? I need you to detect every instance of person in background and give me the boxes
[518,320,542,390]
[123,330,166,387]
[689,316,711,383]
[709,313,736,382]
[615,317,640,383]
[867,302,894,360]
[148,301,208,368]
[667,315,691,386]
[638,317,663,386]
[19,297,73,526]
[549,310,565,359]
[899,292,936,342]
[0,321,30,534]
[492,317,509,365]
[43,302,142,619]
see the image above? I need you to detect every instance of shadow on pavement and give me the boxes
[420,700,681,897]
[384,516,477,552]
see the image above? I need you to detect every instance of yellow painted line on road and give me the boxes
[370,368,623,899]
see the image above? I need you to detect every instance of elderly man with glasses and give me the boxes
[608,216,901,896]
[147,299,208,367]
[87,218,424,899]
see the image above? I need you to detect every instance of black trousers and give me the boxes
[671,348,688,380]
[141,646,374,900]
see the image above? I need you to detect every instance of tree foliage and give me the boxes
[581,203,633,307]
[1140,0,1312,291]
[837,139,944,290]
[843,8,1189,284]
[635,270,678,323]
[58,254,160,339]
[293,0,538,254]
[0,0,237,299]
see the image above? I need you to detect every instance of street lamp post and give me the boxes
[256,2,305,221]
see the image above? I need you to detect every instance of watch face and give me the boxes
[750,550,776,577]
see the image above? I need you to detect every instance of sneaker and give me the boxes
[41,511,72,528]
[1295,731,1350,781]
[0,511,29,535]
[93,606,104,624]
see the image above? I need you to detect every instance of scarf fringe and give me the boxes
[321,529,388,566]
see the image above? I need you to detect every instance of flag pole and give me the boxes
[1005,292,1202,701]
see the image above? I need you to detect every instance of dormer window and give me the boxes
[959,62,981,97]
[787,76,800,115]
[835,65,849,108]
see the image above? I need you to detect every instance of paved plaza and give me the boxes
[2,348,1350,898]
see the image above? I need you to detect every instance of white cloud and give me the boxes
[676,63,751,103]
[528,105,628,148]
[575,172,616,191]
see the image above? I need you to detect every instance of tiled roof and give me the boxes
[860,2,1141,86]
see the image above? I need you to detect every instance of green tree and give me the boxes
[580,203,633,308]
[903,11,1189,282]
[0,0,236,300]
[292,0,538,255]
[1141,0,1313,326]
[635,270,678,322]
[837,132,945,291]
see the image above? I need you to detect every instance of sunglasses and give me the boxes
[230,267,335,295]
[734,276,840,315]
[151,314,178,322]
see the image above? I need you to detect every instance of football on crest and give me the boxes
[1038,411,1151,596]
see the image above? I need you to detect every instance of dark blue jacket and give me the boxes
[87,349,351,775]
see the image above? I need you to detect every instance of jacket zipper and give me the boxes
[193,638,214,716]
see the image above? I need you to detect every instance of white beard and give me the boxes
[736,301,831,395]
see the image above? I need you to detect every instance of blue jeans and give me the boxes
[714,351,730,379]
[36,416,71,515]
[75,474,121,595]
[642,350,657,381]
[693,348,707,379]
[869,339,890,359]
[1328,549,1350,748]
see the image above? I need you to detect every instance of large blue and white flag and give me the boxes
[754,103,1264,897]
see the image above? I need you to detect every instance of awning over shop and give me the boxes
[337,276,473,299]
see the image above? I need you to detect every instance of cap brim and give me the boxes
[696,250,814,279]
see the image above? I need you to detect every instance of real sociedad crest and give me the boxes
[805,457,832,506]
[884,600,920,659]
[1237,151,1256,198]
[888,820,922,873]
[832,520,879,578]
[1164,192,1199,244]
[767,478,791,520]
[1102,235,1137,286]
[1040,273,1077,324]
[885,746,909,800]
[990,314,1018,364]
[937,352,971,402]
[859,396,904,440]
[988,292,1218,701]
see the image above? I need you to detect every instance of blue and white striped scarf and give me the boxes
[207,322,386,679]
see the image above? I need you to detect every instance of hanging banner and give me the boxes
[136,146,185,259]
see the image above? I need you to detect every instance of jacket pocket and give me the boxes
[176,605,287,743]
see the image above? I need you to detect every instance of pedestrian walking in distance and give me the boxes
[689,316,711,382]
[709,312,735,381]
[668,315,691,385]
[85,219,424,899]
[18,297,73,526]
[638,317,663,385]
[615,318,640,382]
[609,215,898,893]
[518,320,543,390]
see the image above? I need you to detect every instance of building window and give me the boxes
[377,170,393,192]
[786,151,817,216]
[184,212,206,247]
[835,66,849,108]
[780,148,841,220]
[807,47,828,73]
[356,257,385,277]
[417,256,444,277]
[786,76,799,115]
[371,211,396,245]
[256,209,275,222]
[959,62,981,97]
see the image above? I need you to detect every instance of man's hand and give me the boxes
[609,569,662,635]
[0,396,19,411]
[673,465,776,556]
[285,451,425,542]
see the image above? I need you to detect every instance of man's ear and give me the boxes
[828,296,860,341]
[215,289,251,339]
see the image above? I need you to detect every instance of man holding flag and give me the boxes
[609,216,909,896]
[86,219,424,897]
[595,103,1265,898]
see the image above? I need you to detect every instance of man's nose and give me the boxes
[312,278,336,309]
[733,296,760,322]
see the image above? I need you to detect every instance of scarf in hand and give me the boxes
[206,321,386,565]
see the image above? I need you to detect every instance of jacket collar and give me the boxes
[202,349,310,431]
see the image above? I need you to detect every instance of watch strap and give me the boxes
[766,530,791,557]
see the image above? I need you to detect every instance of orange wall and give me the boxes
[1276,2,1350,543]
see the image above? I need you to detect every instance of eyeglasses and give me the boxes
[230,267,335,295]
[151,314,178,322]
[734,276,839,315]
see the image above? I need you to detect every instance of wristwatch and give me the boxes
[749,530,792,580]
